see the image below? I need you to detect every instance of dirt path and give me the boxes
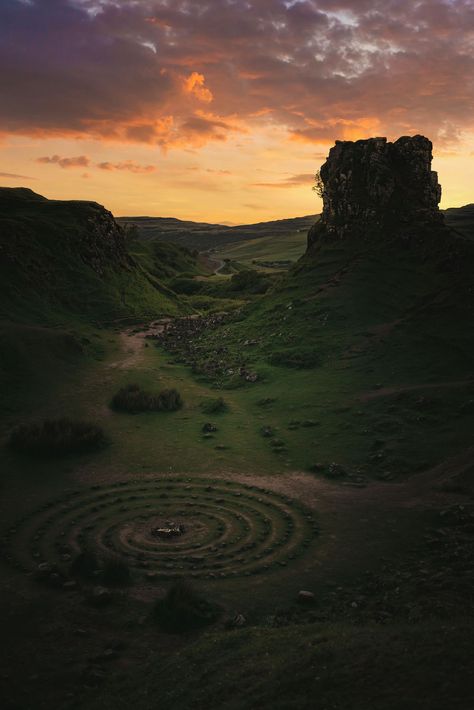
[201,252,226,274]
[107,319,172,370]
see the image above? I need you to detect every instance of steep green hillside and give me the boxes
[128,235,206,281]
[0,188,182,325]
[0,188,186,414]
[157,226,474,479]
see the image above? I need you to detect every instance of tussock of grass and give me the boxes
[8,418,106,456]
[200,396,227,414]
[110,384,183,413]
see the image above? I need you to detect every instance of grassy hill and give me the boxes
[0,188,188,414]
[0,188,184,325]
[212,225,311,270]
[117,214,317,252]
[1,192,474,710]
[119,207,471,272]
[157,218,474,480]
[443,203,474,240]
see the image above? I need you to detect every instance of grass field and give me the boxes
[1,201,474,709]
[213,229,308,269]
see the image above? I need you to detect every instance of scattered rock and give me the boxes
[298,590,315,604]
[63,580,77,591]
[229,613,246,628]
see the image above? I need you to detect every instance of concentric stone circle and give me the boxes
[0,478,319,581]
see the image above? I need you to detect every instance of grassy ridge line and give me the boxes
[121,206,471,273]
[117,214,317,251]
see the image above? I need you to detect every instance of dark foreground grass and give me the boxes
[200,396,228,414]
[86,619,473,710]
[70,549,131,586]
[7,417,106,456]
[153,579,220,633]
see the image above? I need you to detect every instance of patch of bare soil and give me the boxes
[108,320,172,370]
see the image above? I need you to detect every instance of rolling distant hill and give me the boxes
[443,204,474,240]
[117,214,317,252]
[119,207,472,268]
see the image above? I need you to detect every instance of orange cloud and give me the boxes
[183,72,213,103]
[2,0,474,155]
[252,173,314,188]
[97,161,156,174]
[0,170,35,180]
[291,117,382,144]
[36,155,90,168]
[36,155,156,174]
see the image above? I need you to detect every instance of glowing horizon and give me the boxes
[1,0,474,223]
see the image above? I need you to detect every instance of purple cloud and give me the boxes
[0,0,473,148]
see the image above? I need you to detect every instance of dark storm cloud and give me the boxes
[1,0,474,147]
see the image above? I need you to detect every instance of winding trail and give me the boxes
[107,319,171,370]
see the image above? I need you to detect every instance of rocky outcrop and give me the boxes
[308,135,445,248]
[0,187,181,324]
[60,199,132,276]
[0,188,131,277]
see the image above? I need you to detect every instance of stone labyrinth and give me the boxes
[1,479,319,581]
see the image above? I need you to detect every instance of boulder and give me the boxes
[298,590,315,604]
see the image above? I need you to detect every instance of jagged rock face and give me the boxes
[308,135,444,247]
[66,201,132,276]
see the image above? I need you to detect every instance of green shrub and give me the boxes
[200,397,227,414]
[8,418,106,456]
[111,384,183,413]
[153,579,219,633]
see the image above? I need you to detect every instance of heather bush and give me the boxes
[200,396,227,414]
[111,384,183,413]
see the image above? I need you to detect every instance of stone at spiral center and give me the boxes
[151,522,185,539]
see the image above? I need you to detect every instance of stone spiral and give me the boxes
[1,478,319,581]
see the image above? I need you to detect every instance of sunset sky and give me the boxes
[1,0,474,224]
